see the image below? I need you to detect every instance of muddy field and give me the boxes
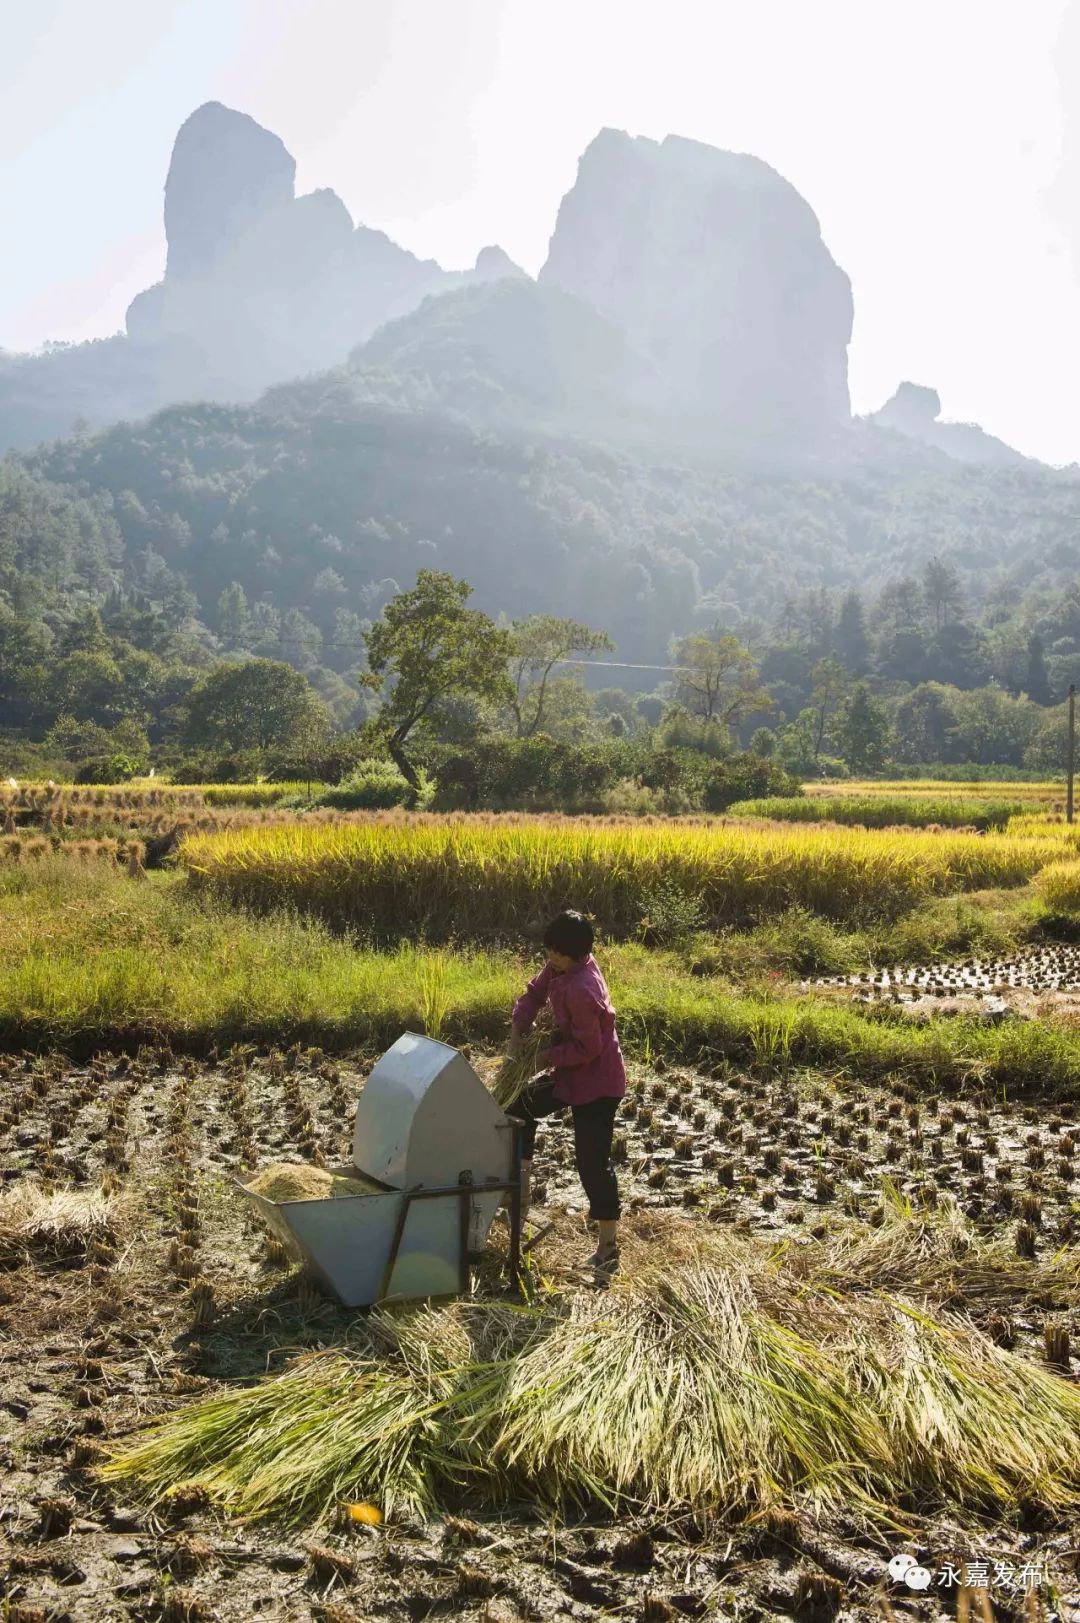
[2,1043,1080,1623]
[819,944,1080,1004]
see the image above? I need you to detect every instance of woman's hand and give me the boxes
[534,1047,553,1068]
[507,1028,526,1059]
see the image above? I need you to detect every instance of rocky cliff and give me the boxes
[539,129,854,439]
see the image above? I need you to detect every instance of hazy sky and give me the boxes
[4,0,1078,464]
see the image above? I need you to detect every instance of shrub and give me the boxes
[316,760,419,810]
[74,754,142,785]
[703,756,803,812]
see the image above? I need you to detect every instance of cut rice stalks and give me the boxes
[0,1180,117,1265]
[490,1026,553,1110]
[101,1209,1080,1530]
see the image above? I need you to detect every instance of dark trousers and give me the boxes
[517,1075,620,1222]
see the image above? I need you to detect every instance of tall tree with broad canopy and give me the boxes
[670,630,771,735]
[363,571,513,804]
[182,658,331,763]
[507,615,614,737]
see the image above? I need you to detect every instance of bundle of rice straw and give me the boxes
[0,1181,116,1263]
[102,1210,1080,1529]
[491,1026,553,1109]
[246,1163,384,1202]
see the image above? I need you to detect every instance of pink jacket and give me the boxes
[512,953,627,1106]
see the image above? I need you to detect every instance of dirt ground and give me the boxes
[2,1043,1080,1623]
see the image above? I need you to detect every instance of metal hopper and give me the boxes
[239,1033,521,1308]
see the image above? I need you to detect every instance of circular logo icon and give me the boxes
[905,1566,933,1591]
[888,1554,916,1581]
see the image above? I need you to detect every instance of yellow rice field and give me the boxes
[804,778,1062,803]
[180,815,1069,939]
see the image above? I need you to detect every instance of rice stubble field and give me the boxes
[3,784,1080,1621]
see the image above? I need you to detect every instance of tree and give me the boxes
[875,626,929,686]
[46,648,129,726]
[949,687,1038,766]
[926,620,987,689]
[670,631,771,734]
[807,658,850,760]
[1026,634,1052,705]
[56,606,111,658]
[182,659,331,761]
[281,608,323,670]
[922,556,964,632]
[217,582,252,651]
[363,571,513,804]
[838,685,890,773]
[873,576,924,635]
[834,589,870,675]
[507,615,613,737]
[891,683,959,765]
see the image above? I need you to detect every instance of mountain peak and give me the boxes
[164,102,296,280]
[472,245,526,279]
[540,127,852,437]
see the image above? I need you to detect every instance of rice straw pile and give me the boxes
[246,1163,384,1202]
[0,1181,116,1263]
[102,1203,1080,1529]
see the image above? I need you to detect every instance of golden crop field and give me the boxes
[180,814,1071,938]
[804,778,1063,803]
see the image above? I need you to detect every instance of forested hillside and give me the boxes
[11,386,1080,675]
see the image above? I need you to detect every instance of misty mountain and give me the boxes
[869,383,1039,470]
[0,99,1038,475]
[0,102,525,453]
[5,94,1079,691]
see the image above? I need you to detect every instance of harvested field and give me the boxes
[2,1042,1080,1620]
[821,944,1080,998]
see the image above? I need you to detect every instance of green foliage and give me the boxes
[839,685,891,773]
[316,760,423,810]
[636,877,708,946]
[507,614,613,737]
[182,659,331,759]
[364,571,512,797]
[432,735,635,810]
[701,755,802,812]
[670,630,771,732]
[7,382,1080,782]
[72,751,144,784]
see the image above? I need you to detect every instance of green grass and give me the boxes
[0,855,1077,1095]
[728,795,1026,830]
[687,892,1036,980]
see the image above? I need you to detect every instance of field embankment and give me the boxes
[4,855,1080,1096]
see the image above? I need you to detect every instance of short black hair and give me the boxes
[543,910,594,959]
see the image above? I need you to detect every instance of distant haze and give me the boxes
[3,0,1077,465]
